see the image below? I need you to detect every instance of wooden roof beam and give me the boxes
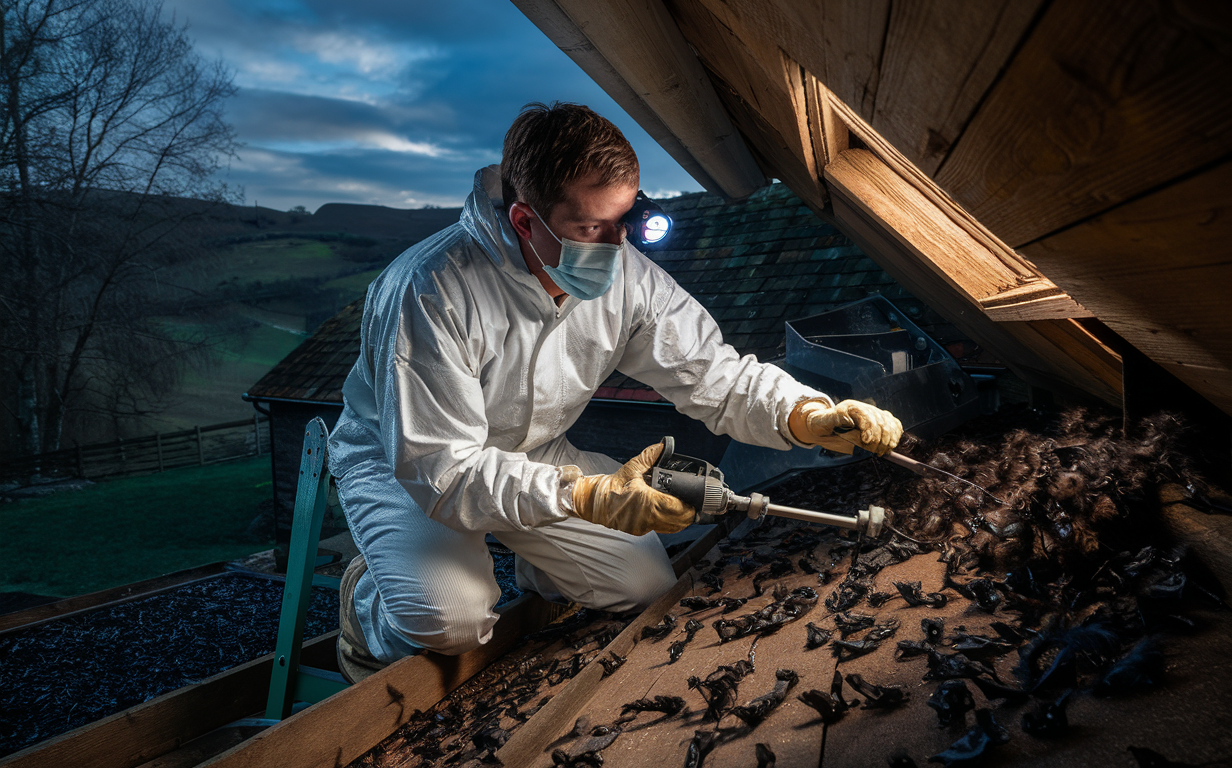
[513,0,766,200]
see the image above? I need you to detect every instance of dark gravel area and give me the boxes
[0,572,338,757]
[1,546,522,758]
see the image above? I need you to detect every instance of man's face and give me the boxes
[516,172,638,268]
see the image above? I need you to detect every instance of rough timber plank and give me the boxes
[825,149,1121,406]
[498,571,698,768]
[820,554,1006,767]
[934,0,1232,248]
[524,530,843,768]
[981,283,1094,322]
[805,72,848,169]
[0,562,226,634]
[825,149,1024,301]
[871,0,1044,176]
[827,97,1044,286]
[495,517,741,767]
[1020,160,1232,416]
[0,633,336,768]
[817,0,890,123]
[199,594,565,768]
[690,0,890,124]
[1158,484,1232,598]
[818,554,1232,767]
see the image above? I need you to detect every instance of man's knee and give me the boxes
[623,557,678,611]
[589,551,677,613]
[380,595,498,657]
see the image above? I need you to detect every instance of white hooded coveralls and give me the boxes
[328,166,830,658]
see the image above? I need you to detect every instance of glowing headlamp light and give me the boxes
[623,190,673,249]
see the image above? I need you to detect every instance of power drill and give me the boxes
[645,437,885,536]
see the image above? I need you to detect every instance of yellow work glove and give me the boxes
[789,399,903,456]
[568,443,696,536]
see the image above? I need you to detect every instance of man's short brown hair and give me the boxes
[501,102,639,216]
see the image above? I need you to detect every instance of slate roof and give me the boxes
[246,183,971,405]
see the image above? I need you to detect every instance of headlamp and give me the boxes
[622,190,673,249]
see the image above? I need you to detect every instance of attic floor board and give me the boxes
[520,522,1232,768]
[823,602,1232,768]
[529,524,847,768]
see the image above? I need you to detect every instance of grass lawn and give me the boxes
[0,457,275,599]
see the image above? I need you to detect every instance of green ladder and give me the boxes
[264,417,350,720]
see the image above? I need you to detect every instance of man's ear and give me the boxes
[508,201,534,241]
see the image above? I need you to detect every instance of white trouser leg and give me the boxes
[335,438,677,660]
[495,436,677,613]
[336,459,501,659]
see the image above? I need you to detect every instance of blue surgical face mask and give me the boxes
[525,208,623,301]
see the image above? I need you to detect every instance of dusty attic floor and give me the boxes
[345,405,1232,768]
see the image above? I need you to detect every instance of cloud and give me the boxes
[163,0,705,210]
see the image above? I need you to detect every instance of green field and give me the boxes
[215,237,343,284]
[0,457,275,598]
[143,233,380,432]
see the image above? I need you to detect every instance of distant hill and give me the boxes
[307,203,463,242]
[88,193,464,439]
[150,195,463,247]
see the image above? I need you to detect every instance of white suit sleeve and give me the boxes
[385,275,571,533]
[616,259,831,450]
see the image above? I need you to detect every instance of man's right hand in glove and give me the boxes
[567,442,696,536]
[789,398,903,456]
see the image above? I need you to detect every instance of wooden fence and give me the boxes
[1,416,270,486]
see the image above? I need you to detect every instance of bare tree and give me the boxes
[0,0,239,457]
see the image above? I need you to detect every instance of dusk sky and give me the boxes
[159,0,703,213]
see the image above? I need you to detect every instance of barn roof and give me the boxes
[245,184,973,405]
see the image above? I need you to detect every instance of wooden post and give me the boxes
[253,414,262,456]
[118,436,126,474]
[156,433,164,472]
[196,426,204,466]
[76,443,84,479]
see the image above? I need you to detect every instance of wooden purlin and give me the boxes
[824,149,1122,407]
[515,0,765,200]
[934,0,1232,248]
[668,0,825,209]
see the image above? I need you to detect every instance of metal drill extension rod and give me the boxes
[646,437,885,536]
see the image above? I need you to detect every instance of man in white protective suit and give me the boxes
[327,102,902,682]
